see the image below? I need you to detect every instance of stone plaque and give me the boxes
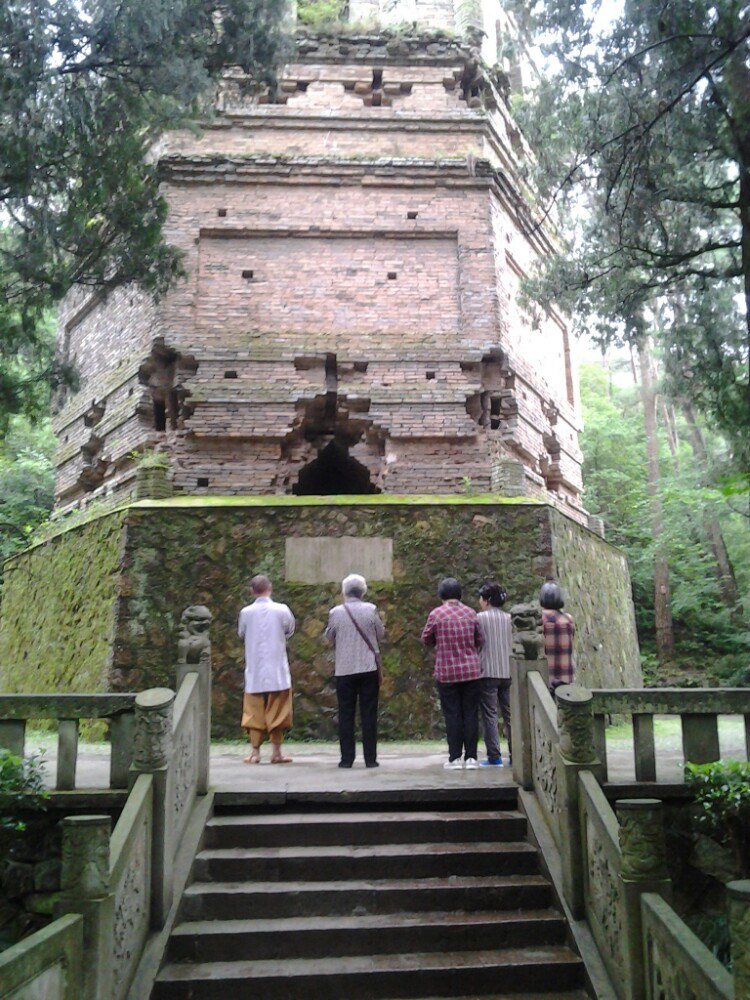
[285,536,393,584]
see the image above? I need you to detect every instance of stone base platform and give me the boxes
[0,496,640,739]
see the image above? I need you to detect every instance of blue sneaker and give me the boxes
[480,758,503,766]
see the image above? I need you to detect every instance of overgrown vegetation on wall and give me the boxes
[0,512,126,695]
[104,500,635,738]
[297,0,348,26]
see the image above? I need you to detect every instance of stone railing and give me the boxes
[0,912,83,998]
[527,670,560,843]
[511,662,750,1000]
[0,693,136,789]
[0,605,212,1000]
[591,688,750,781]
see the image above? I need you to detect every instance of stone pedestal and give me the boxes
[728,881,750,1000]
[555,684,600,918]
[616,799,672,1000]
[55,815,114,1000]
[132,687,175,926]
[510,657,549,790]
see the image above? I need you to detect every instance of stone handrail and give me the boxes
[516,672,750,1000]
[591,687,750,781]
[109,774,154,1000]
[169,671,202,868]
[641,892,732,999]
[0,693,136,790]
[527,671,560,846]
[0,605,213,1000]
[0,912,83,998]
[578,771,626,991]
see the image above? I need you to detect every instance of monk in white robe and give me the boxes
[238,575,295,764]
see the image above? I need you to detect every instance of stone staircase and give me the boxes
[153,797,588,999]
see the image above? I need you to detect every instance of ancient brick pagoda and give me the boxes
[52,0,586,522]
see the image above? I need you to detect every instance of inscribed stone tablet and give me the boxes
[285,537,393,583]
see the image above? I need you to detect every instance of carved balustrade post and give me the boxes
[509,602,548,790]
[55,815,114,1000]
[616,798,672,1000]
[554,684,601,918]
[131,687,176,927]
[509,656,549,790]
[727,881,750,1000]
[176,604,212,794]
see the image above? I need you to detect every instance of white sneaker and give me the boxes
[443,758,464,769]
[464,758,479,769]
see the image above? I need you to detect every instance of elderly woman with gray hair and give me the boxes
[325,574,386,769]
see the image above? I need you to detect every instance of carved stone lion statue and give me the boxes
[177,605,213,666]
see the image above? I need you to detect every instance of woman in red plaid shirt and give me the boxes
[540,581,575,694]
[421,577,483,770]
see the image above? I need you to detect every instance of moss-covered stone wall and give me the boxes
[0,497,641,738]
[549,509,641,689]
[0,512,126,694]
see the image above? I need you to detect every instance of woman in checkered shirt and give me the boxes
[420,577,484,770]
[540,581,576,694]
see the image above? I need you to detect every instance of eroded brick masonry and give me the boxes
[53,0,587,523]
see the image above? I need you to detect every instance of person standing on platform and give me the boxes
[238,574,296,765]
[476,582,513,767]
[421,577,483,770]
[540,580,575,695]
[325,574,386,769]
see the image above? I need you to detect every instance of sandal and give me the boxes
[270,753,292,764]
[243,750,261,765]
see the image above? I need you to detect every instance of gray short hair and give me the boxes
[342,573,367,598]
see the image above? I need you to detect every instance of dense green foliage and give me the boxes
[579,360,750,680]
[685,760,750,876]
[0,419,56,576]
[297,0,348,26]
[510,0,750,469]
[0,750,48,860]
[0,0,288,430]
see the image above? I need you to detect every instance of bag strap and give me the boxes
[343,602,378,659]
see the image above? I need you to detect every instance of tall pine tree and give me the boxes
[0,0,289,431]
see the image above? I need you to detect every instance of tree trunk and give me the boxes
[636,332,675,662]
[682,402,743,618]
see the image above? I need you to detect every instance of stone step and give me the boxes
[154,946,585,999]
[382,994,590,1000]
[205,809,527,849]
[181,874,553,921]
[168,908,567,962]
[193,840,539,882]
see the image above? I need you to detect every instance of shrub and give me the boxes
[297,0,348,26]
[0,750,48,860]
[685,759,750,877]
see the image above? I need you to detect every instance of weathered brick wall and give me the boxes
[51,31,587,524]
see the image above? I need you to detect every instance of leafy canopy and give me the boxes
[510,0,750,466]
[579,360,750,678]
[0,0,289,430]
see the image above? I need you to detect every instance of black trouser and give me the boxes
[437,678,481,761]
[336,671,379,765]
[479,677,512,760]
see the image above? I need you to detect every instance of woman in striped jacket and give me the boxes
[476,582,513,767]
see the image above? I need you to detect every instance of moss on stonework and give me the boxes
[0,499,640,741]
[0,512,126,699]
[116,503,554,738]
[133,493,544,509]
